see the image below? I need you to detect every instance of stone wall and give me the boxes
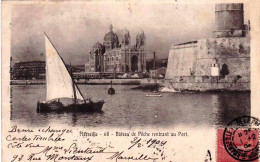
[165,42,198,79]
[165,81,250,91]
[195,37,250,77]
[165,36,250,91]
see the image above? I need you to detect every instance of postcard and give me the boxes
[1,0,260,161]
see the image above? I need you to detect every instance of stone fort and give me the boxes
[165,3,250,91]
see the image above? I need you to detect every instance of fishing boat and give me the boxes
[37,33,104,113]
[145,91,163,97]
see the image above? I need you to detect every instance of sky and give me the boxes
[11,2,249,65]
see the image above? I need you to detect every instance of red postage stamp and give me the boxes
[217,116,260,162]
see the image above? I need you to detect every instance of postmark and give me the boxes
[223,116,260,161]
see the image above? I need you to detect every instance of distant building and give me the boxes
[11,61,85,80]
[165,3,250,91]
[149,67,167,79]
[85,24,146,73]
[72,65,85,73]
[11,61,45,80]
[146,58,168,72]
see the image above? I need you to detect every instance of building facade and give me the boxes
[85,25,146,73]
[165,3,250,91]
[11,61,85,80]
[150,67,167,79]
[11,61,46,80]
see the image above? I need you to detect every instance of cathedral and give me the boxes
[85,24,146,73]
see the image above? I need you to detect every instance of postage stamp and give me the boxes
[218,116,260,162]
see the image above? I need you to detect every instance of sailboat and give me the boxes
[37,33,105,113]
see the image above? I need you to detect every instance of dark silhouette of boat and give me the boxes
[37,33,104,113]
[37,100,104,113]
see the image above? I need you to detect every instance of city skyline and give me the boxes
[11,2,249,65]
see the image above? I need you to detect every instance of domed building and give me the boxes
[93,41,103,49]
[85,25,146,74]
[87,42,105,72]
[103,24,119,50]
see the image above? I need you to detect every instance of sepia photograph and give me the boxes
[10,2,250,128]
[2,1,259,161]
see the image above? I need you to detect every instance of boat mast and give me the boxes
[70,63,77,104]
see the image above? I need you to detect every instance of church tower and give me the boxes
[121,28,131,46]
[136,30,146,49]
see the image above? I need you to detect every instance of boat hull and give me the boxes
[145,93,163,97]
[37,101,105,113]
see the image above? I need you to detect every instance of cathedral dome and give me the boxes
[93,42,103,49]
[104,24,119,43]
[104,32,119,42]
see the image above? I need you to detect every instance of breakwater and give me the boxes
[11,79,142,85]
[10,78,249,92]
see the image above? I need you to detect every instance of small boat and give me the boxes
[145,91,163,97]
[37,33,104,113]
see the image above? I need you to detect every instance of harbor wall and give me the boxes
[166,42,197,79]
[164,76,250,91]
[167,82,249,92]
[165,37,250,91]
[195,37,250,76]
[11,79,142,85]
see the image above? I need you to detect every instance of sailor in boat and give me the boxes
[85,98,93,104]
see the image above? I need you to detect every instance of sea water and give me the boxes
[10,84,250,128]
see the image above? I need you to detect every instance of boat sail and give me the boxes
[37,33,104,113]
[45,34,84,102]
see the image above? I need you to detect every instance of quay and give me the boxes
[10,78,163,91]
[11,79,150,85]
